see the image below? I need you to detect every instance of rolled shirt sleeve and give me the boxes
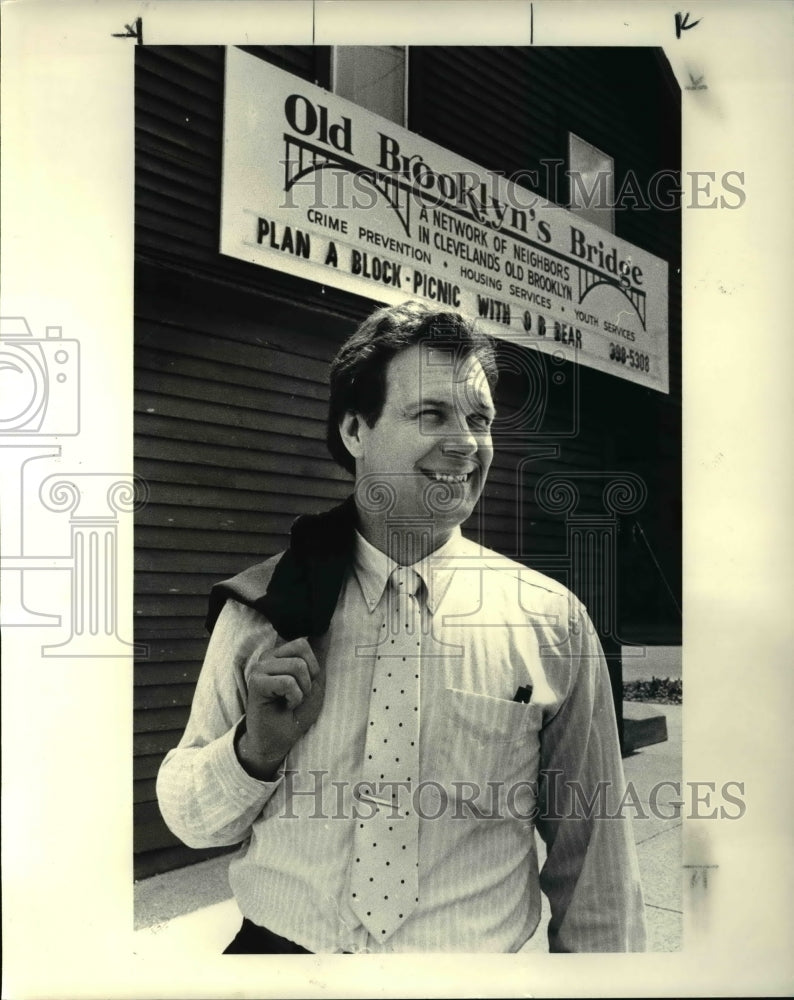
[156,600,284,849]
[534,600,647,952]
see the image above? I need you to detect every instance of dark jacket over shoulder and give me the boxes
[205,496,358,640]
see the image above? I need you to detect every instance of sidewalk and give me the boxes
[623,701,683,950]
[135,704,682,954]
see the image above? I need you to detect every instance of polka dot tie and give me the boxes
[349,566,422,941]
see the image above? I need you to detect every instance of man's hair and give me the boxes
[327,299,498,475]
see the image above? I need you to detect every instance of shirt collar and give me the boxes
[353,528,464,616]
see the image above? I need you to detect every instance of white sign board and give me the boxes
[221,47,669,393]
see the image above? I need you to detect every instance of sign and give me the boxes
[220,48,669,393]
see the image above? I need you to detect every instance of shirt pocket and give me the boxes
[422,687,542,821]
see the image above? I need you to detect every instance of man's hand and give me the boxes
[236,637,325,780]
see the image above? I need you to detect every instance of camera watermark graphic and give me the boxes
[0,318,80,435]
[421,324,581,441]
[0,316,148,656]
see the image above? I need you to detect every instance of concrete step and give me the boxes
[624,712,668,753]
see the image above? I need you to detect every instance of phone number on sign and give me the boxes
[609,343,650,372]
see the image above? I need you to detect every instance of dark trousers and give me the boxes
[223,917,313,954]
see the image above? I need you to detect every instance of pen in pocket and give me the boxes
[512,684,532,704]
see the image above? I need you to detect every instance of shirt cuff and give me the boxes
[206,719,285,811]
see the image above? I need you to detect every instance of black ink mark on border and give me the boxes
[685,71,708,91]
[112,17,143,45]
[683,863,718,889]
[675,12,702,38]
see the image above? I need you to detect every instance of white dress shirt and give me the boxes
[157,528,646,952]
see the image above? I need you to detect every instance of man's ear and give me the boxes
[338,411,365,461]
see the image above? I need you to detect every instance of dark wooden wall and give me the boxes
[134,45,681,877]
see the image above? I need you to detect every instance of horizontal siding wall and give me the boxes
[133,273,355,874]
[135,45,680,877]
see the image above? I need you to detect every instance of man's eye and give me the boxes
[419,409,443,420]
[469,414,493,430]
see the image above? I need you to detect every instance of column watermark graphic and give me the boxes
[531,470,649,651]
[0,316,148,657]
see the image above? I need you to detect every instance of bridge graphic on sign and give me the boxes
[578,263,647,330]
[284,135,415,239]
[283,134,649,331]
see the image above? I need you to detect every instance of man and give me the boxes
[157,299,646,953]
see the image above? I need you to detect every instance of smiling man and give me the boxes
[331,315,496,562]
[157,300,646,954]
